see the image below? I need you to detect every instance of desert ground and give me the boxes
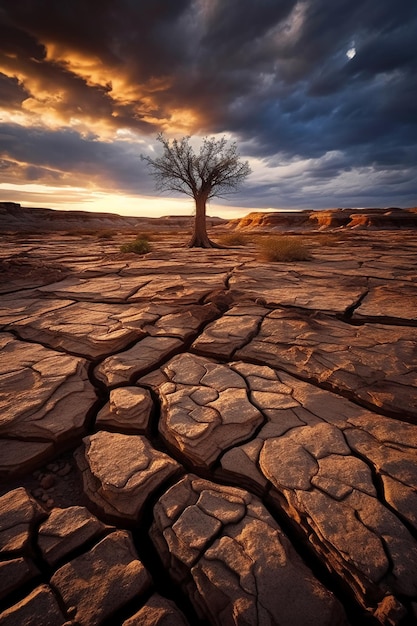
[0,225,416,625]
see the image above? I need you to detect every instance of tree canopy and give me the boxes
[143,135,251,247]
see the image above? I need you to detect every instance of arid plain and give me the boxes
[1,212,417,625]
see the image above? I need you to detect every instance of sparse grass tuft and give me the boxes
[259,236,312,262]
[214,232,249,246]
[120,235,150,255]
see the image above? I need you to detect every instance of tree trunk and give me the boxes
[187,194,221,248]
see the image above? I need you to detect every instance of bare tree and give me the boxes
[142,134,251,247]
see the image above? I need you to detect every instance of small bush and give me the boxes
[98,230,115,239]
[215,232,248,246]
[120,236,150,255]
[259,236,312,262]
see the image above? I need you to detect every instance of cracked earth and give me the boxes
[0,231,416,625]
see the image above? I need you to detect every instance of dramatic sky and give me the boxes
[1,0,416,218]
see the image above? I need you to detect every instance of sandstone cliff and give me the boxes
[226,207,417,231]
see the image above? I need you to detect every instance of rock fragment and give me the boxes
[122,593,190,625]
[345,425,417,530]
[0,440,53,479]
[154,354,264,469]
[96,386,153,432]
[228,262,368,314]
[0,489,45,603]
[3,299,145,359]
[75,431,182,522]
[51,531,151,626]
[0,296,73,328]
[0,333,96,476]
[0,584,67,626]
[353,279,417,323]
[38,506,109,566]
[216,362,417,622]
[151,475,347,626]
[94,336,183,386]
[124,272,227,304]
[37,273,150,302]
[0,557,39,601]
[144,302,219,339]
[235,309,417,420]
[192,304,266,358]
[3,299,218,359]
[0,488,45,554]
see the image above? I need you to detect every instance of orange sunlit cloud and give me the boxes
[1,40,201,141]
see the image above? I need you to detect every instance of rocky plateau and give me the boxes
[0,223,416,626]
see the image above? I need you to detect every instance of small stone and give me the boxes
[96,387,153,432]
[374,595,406,625]
[56,463,72,477]
[40,474,55,489]
[67,606,77,617]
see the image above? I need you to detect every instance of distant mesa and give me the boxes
[0,203,224,232]
[225,207,417,231]
[1,202,416,232]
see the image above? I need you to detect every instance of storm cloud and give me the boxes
[0,0,416,212]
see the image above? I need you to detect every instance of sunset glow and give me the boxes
[0,2,415,217]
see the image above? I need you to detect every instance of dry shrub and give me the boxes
[120,235,150,254]
[259,236,312,262]
[97,230,115,239]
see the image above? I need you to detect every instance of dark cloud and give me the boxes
[1,0,194,81]
[0,123,152,192]
[0,0,416,211]
[0,18,45,60]
[0,73,29,107]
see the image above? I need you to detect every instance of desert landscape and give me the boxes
[1,205,417,625]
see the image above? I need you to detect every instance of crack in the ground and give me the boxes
[343,286,370,319]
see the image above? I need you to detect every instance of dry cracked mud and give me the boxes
[0,230,416,626]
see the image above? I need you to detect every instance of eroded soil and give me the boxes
[1,230,416,626]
